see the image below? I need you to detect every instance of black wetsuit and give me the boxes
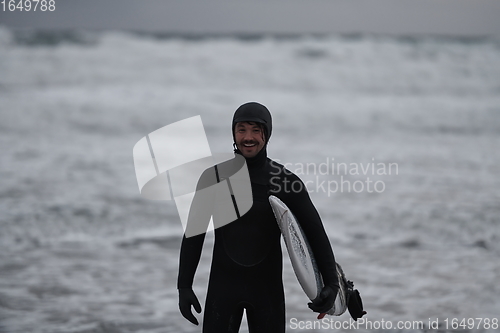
[178,147,338,333]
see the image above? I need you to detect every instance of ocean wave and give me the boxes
[1,25,498,48]
[0,27,100,47]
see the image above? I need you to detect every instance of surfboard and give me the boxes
[269,195,348,316]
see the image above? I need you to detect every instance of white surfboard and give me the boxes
[269,195,348,316]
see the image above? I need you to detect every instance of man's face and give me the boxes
[234,122,266,158]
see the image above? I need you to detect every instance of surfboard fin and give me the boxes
[346,284,367,321]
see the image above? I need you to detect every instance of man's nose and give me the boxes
[243,131,253,141]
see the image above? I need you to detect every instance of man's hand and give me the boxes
[308,285,339,314]
[178,288,202,325]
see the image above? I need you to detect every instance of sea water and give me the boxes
[1,27,499,332]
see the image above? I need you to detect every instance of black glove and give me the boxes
[308,285,339,314]
[178,288,202,325]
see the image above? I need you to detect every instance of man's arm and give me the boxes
[178,233,206,289]
[177,167,217,325]
[177,233,205,325]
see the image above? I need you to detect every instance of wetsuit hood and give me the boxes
[232,102,272,144]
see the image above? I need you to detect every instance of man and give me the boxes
[178,102,339,332]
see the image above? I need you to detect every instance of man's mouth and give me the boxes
[242,142,258,148]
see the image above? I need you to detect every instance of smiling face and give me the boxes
[234,121,266,158]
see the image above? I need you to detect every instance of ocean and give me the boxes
[1,27,499,332]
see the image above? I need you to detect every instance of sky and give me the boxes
[1,0,500,37]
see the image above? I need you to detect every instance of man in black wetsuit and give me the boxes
[178,102,339,332]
